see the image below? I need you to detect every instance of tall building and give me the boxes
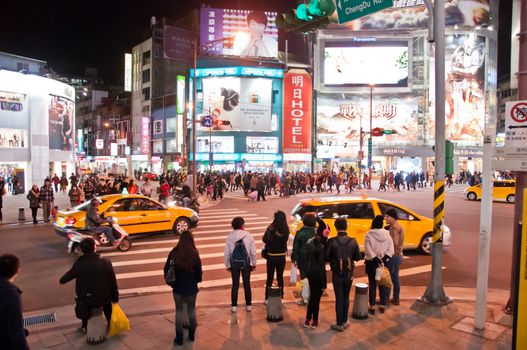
[0,51,47,75]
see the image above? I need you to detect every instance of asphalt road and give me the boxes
[0,184,515,312]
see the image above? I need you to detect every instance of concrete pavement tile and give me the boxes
[267,322,309,348]
[452,332,487,348]
[452,317,507,341]
[120,329,156,350]
[38,330,69,348]
[27,336,45,349]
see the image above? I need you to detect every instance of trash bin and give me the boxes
[86,307,107,345]
[266,286,283,322]
[18,208,25,221]
[351,283,369,320]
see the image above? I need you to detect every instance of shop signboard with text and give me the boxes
[283,69,312,154]
[141,117,150,154]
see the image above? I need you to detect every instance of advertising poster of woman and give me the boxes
[49,95,74,151]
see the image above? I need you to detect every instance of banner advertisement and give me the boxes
[429,34,485,144]
[96,139,104,150]
[48,95,74,151]
[124,53,132,92]
[0,128,26,148]
[283,70,312,154]
[0,91,25,112]
[197,136,234,153]
[176,75,186,114]
[330,0,490,30]
[76,129,83,153]
[316,93,418,158]
[110,143,118,156]
[200,8,278,59]
[141,117,150,154]
[201,77,272,131]
[246,136,278,154]
[164,26,195,62]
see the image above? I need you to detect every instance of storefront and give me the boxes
[193,153,282,173]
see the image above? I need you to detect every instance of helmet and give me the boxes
[91,197,102,204]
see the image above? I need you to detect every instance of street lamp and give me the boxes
[104,122,119,156]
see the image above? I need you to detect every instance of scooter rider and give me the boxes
[86,198,116,246]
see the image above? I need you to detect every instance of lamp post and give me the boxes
[368,83,374,189]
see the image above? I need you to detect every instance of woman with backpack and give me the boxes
[263,211,290,303]
[163,230,202,346]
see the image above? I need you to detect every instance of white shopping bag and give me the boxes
[290,264,298,284]
[301,278,310,303]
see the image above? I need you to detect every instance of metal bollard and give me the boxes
[86,307,107,345]
[18,208,25,221]
[351,283,369,320]
[266,286,283,322]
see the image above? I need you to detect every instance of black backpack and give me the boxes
[335,238,355,275]
[231,238,250,269]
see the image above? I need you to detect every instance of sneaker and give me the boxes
[188,333,195,342]
[302,318,311,328]
[77,326,87,334]
[310,320,319,329]
[296,299,306,306]
[343,321,350,329]
[330,324,344,332]
[231,306,237,313]
[391,299,400,306]
[368,307,375,315]
[246,305,252,312]
[379,306,385,314]
[173,337,183,346]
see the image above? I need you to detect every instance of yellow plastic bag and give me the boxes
[109,303,130,336]
[378,266,392,288]
[295,279,303,292]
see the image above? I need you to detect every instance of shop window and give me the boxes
[166,139,177,153]
[166,117,176,133]
[153,120,163,134]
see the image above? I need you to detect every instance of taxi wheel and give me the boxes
[419,233,433,255]
[467,192,478,201]
[506,194,515,204]
[173,218,190,235]
[118,238,132,252]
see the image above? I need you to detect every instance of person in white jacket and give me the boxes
[224,217,257,313]
[364,215,394,315]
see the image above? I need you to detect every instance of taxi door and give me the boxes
[376,202,424,248]
[339,202,375,248]
[137,198,172,232]
[104,198,144,234]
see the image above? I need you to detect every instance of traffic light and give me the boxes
[275,0,336,33]
[214,120,231,128]
[371,127,384,137]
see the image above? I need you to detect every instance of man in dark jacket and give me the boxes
[0,254,29,349]
[39,178,54,223]
[60,238,119,333]
[326,218,361,331]
[85,198,116,245]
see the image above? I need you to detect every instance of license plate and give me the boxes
[57,217,65,227]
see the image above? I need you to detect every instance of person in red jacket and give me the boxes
[159,179,171,204]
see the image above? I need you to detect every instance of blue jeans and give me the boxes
[389,255,403,302]
[332,273,352,325]
[173,293,196,341]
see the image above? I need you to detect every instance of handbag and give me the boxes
[375,263,384,282]
[379,266,392,288]
[74,297,91,320]
[165,258,176,285]
[108,304,130,336]
[290,263,298,283]
[261,247,268,260]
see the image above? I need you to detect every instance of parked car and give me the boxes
[290,196,452,255]
[141,171,159,181]
[464,180,515,203]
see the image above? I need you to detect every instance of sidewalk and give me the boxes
[25,285,512,349]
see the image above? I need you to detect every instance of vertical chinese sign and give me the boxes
[141,117,150,155]
[283,69,312,154]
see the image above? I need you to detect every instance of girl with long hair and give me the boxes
[263,210,290,302]
[164,230,202,346]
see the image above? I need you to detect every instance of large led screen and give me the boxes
[49,95,74,151]
[201,77,272,132]
[323,40,409,87]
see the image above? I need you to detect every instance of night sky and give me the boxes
[0,0,513,85]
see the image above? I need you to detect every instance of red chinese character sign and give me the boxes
[283,69,312,154]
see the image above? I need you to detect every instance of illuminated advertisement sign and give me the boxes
[197,136,234,153]
[49,95,74,151]
[77,129,83,153]
[200,7,278,59]
[329,0,490,30]
[163,26,195,62]
[124,53,132,92]
[283,70,312,154]
[194,66,284,78]
[0,91,25,112]
[177,75,186,114]
[429,34,485,143]
[246,136,278,154]
[323,40,409,87]
[141,117,150,154]
[110,143,118,156]
[0,128,26,148]
[201,77,272,132]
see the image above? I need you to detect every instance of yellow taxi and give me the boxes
[464,180,516,203]
[290,196,452,255]
[54,194,199,237]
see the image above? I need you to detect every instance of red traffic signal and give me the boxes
[372,127,384,137]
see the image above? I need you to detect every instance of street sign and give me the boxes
[209,152,213,166]
[492,159,527,171]
[96,139,104,149]
[505,101,527,148]
[493,147,527,158]
[383,129,396,135]
[201,115,213,128]
[367,138,372,153]
[336,0,393,24]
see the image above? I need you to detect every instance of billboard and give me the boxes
[323,39,409,87]
[201,77,273,131]
[124,53,132,92]
[141,117,150,154]
[176,75,186,114]
[246,136,278,154]
[316,92,419,158]
[49,95,74,151]
[200,8,278,59]
[197,136,234,153]
[0,92,25,112]
[330,0,490,30]
[283,70,312,154]
[164,26,195,62]
[429,34,485,143]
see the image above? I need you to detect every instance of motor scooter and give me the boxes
[65,217,132,255]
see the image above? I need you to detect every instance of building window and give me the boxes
[152,140,163,153]
[16,62,29,72]
[142,87,150,101]
[153,120,163,134]
[141,105,150,115]
[142,51,151,65]
[142,69,150,83]
[166,139,177,153]
[166,117,176,133]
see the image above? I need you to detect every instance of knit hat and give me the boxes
[371,215,384,229]
[385,209,398,220]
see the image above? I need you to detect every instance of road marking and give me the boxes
[197,220,271,229]
[191,225,269,236]
[132,233,267,247]
[198,213,257,219]
[199,208,245,213]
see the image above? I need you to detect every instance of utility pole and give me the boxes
[506,0,527,315]
[368,84,374,189]
[191,36,197,196]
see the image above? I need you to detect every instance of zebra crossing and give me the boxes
[101,206,437,297]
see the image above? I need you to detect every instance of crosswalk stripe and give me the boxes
[119,261,428,295]
[197,220,270,228]
[198,213,257,219]
[199,208,244,213]
[191,225,269,235]
[132,233,267,247]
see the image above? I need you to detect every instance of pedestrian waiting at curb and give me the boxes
[164,230,202,346]
[59,238,119,335]
[302,231,327,329]
[364,215,394,315]
[39,179,54,223]
[26,185,40,224]
[291,212,316,305]
[263,210,289,302]
[384,208,404,305]
[0,254,30,350]
[224,217,256,312]
[326,218,362,331]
